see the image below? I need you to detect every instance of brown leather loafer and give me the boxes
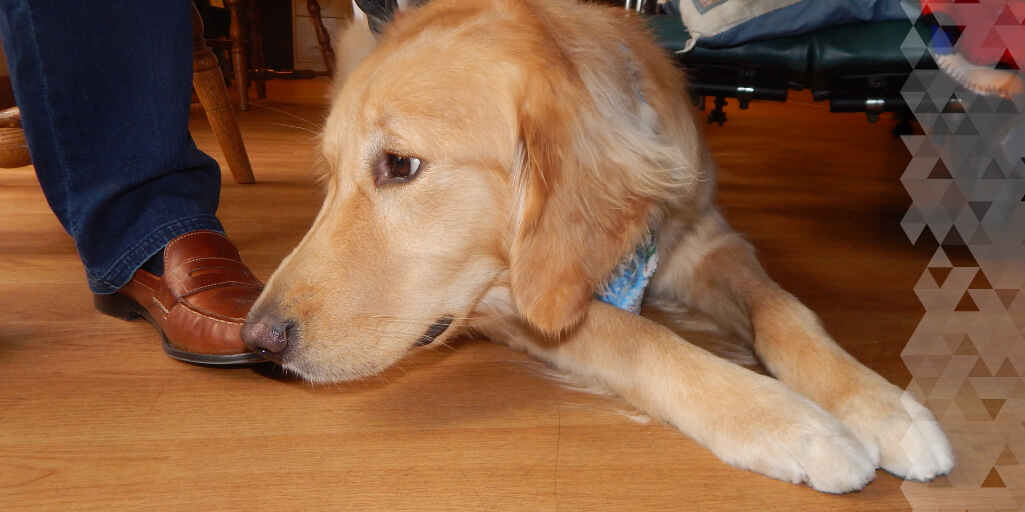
[93,230,266,365]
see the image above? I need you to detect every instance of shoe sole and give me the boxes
[94,292,266,366]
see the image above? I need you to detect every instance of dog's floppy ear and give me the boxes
[508,75,667,337]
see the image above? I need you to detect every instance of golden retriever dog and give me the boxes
[242,0,953,493]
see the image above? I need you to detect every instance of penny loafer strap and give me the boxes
[154,258,262,310]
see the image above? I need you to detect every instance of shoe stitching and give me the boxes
[171,255,246,269]
[177,298,246,324]
[169,256,255,273]
[168,259,260,292]
[171,274,263,294]
[129,277,155,293]
[127,277,168,316]
[165,231,241,263]
[150,297,170,317]
[169,257,249,277]
[179,281,265,297]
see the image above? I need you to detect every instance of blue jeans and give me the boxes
[0,0,225,294]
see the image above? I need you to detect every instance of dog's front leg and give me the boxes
[743,287,955,482]
[650,211,954,482]
[501,302,876,493]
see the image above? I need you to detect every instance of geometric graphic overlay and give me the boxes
[900,1,1025,509]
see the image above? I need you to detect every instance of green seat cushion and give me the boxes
[811,20,932,77]
[643,15,932,83]
[644,15,812,76]
[642,14,693,54]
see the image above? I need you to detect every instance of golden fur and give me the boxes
[246,0,953,493]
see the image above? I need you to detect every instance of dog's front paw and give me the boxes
[833,380,954,482]
[746,407,877,494]
[708,387,877,494]
[798,429,878,494]
[890,393,955,481]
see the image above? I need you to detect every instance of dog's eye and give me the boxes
[375,152,423,185]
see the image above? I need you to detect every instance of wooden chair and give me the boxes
[214,0,337,111]
[0,107,28,169]
[193,3,255,184]
[0,5,255,184]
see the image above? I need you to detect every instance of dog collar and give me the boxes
[595,232,658,314]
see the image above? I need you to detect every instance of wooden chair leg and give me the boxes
[193,4,255,184]
[307,0,337,78]
[0,107,31,169]
[224,0,250,111]
[247,0,268,99]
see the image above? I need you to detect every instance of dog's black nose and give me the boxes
[241,319,294,364]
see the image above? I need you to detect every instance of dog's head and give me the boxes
[243,0,699,382]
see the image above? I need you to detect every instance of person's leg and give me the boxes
[0,0,265,364]
[0,0,222,293]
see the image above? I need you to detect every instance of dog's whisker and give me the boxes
[270,122,322,137]
[432,340,459,353]
[369,314,477,324]
[367,327,428,339]
[248,102,325,129]
[367,318,436,327]
[370,370,390,384]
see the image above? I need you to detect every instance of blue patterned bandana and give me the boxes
[595,233,658,314]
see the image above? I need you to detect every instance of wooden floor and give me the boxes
[1,78,941,511]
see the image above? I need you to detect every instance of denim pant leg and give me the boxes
[0,0,225,294]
